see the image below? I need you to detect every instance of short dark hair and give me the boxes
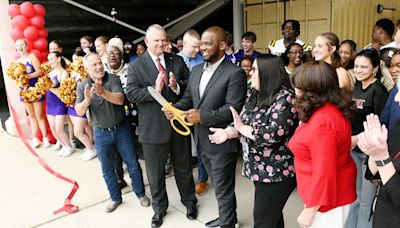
[248,54,291,108]
[375,18,395,37]
[380,47,398,68]
[282,20,300,36]
[292,61,353,122]
[282,42,304,66]
[225,31,233,47]
[339,40,357,69]
[242,31,257,43]
[340,40,357,53]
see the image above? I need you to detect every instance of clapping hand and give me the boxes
[357,114,389,159]
[91,78,104,96]
[84,84,92,101]
[209,127,229,144]
[155,71,165,93]
[169,71,177,91]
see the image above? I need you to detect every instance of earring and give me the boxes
[373,71,377,77]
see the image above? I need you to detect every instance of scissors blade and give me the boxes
[147,86,169,106]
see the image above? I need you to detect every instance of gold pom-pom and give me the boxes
[40,63,51,75]
[19,76,54,103]
[7,62,29,88]
[69,57,89,81]
[58,77,77,106]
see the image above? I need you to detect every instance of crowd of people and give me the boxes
[11,17,400,228]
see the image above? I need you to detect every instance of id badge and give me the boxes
[242,141,249,154]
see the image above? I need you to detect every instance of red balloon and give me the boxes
[25,39,33,52]
[38,28,48,38]
[11,27,24,41]
[24,26,39,41]
[42,51,49,60]
[33,38,48,51]
[12,15,29,30]
[34,4,46,16]
[8,4,20,18]
[20,2,36,18]
[30,15,45,29]
[31,49,42,60]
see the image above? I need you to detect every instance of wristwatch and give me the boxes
[375,157,392,167]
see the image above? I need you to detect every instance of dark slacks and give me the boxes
[253,177,297,228]
[142,130,197,215]
[202,151,238,228]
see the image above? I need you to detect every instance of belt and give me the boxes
[101,121,123,132]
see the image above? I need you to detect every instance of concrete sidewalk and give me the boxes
[0,131,303,228]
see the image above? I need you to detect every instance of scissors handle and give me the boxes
[164,103,193,136]
[170,118,191,136]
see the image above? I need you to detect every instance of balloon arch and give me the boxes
[8,2,49,63]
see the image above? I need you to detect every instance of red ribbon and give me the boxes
[5,93,79,215]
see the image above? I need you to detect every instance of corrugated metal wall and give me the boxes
[245,0,400,51]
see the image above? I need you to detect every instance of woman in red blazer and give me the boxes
[288,61,357,228]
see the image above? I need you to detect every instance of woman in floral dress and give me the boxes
[209,54,298,228]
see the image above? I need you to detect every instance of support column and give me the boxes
[233,0,244,51]
[0,1,29,136]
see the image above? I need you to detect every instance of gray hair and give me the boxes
[82,52,101,68]
[146,24,166,37]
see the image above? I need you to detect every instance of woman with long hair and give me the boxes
[289,61,356,228]
[209,54,298,228]
[346,48,389,228]
[313,32,355,90]
[15,39,50,148]
[95,36,109,63]
[46,51,74,156]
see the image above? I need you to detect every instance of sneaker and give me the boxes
[139,195,151,207]
[31,137,41,148]
[205,218,239,228]
[80,149,97,161]
[53,141,62,151]
[42,137,51,148]
[70,139,76,149]
[57,146,66,156]
[62,146,75,157]
[195,181,208,196]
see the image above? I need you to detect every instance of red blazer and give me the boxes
[289,104,356,212]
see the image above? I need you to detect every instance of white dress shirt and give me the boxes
[199,56,225,98]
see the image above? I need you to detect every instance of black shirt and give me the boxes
[351,80,388,152]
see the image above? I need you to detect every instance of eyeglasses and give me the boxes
[107,51,121,56]
[288,50,304,55]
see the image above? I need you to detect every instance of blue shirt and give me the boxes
[233,49,261,65]
[380,86,400,138]
[177,51,203,71]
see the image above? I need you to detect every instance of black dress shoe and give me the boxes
[151,211,167,227]
[186,206,198,220]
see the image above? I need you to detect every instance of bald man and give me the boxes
[170,26,247,228]
[126,24,197,227]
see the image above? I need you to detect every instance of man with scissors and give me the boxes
[126,24,197,228]
[164,26,247,228]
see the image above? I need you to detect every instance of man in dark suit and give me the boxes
[166,26,247,228]
[126,24,197,228]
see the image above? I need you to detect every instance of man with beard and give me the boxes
[164,26,247,228]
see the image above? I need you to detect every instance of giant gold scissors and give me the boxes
[147,86,193,136]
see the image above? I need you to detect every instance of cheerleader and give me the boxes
[15,39,50,148]
[46,51,74,156]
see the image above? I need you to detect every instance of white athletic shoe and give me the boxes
[80,149,97,161]
[62,146,75,157]
[53,141,62,151]
[31,137,41,148]
[70,140,76,149]
[42,137,51,148]
[58,146,66,156]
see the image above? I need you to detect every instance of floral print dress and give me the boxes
[240,87,298,183]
